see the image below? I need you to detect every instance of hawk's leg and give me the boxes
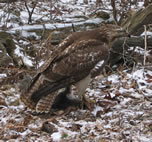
[68,74,95,110]
[78,75,95,110]
[82,93,95,110]
[67,86,95,110]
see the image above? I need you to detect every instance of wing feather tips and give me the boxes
[35,93,55,113]
[35,89,66,113]
[20,93,36,111]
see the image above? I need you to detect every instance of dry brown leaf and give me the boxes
[146,79,152,83]
[70,124,82,132]
[23,115,33,126]
[0,96,7,106]
[98,100,116,107]
[115,90,121,97]
[146,74,152,79]
[47,118,59,125]
[6,124,25,132]
[118,65,124,72]
[41,121,57,134]
[130,79,136,89]
[97,139,109,142]
[122,82,129,89]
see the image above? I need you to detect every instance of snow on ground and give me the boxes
[0,0,112,68]
[0,74,7,78]
[0,0,110,32]
[1,64,152,141]
[0,0,152,142]
[14,45,33,67]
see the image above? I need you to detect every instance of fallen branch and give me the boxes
[122,4,152,35]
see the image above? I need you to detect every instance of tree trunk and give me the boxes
[109,4,152,66]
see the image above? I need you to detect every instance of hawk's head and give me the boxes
[99,24,129,45]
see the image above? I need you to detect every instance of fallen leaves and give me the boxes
[6,124,25,132]
[0,96,7,107]
[41,121,57,134]
[146,73,152,83]
[70,123,82,132]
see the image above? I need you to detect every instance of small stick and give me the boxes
[144,25,147,66]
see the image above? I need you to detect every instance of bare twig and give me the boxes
[144,25,147,66]
[4,1,10,27]
[49,0,53,21]
[122,37,128,68]
[72,23,76,32]
[111,0,118,24]
[24,1,37,24]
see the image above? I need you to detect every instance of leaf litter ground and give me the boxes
[0,0,152,141]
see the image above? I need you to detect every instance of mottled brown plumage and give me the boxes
[20,24,128,113]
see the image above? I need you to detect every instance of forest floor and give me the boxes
[0,0,152,142]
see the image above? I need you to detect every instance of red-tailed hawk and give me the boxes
[20,24,128,113]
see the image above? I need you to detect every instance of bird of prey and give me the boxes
[20,24,128,113]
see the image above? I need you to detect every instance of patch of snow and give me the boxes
[85,18,104,24]
[119,87,134,94]
[21,31,41,40]
[22,56,33,67]
[92,106,103,116]
[141,31,152,36]
[0,74,7,78]
[132,69,144,79]
[108,74,119,83]
[10,17,103,36]
[120,98,132,105]
[51,132,62,141]
[138,2,144,7]
[38,61,45,68]
[110,91,116,98]
[14,45,33,67]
